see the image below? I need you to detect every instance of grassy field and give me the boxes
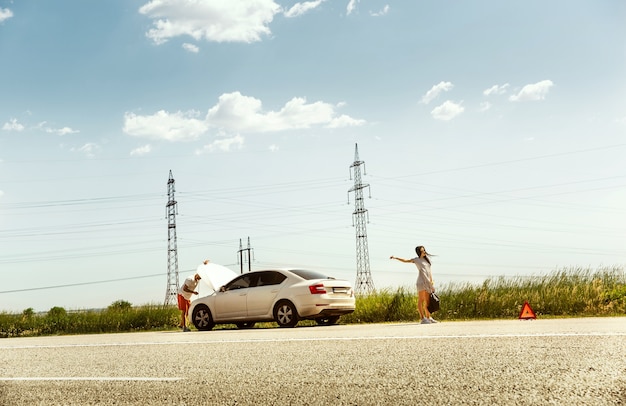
[0,300,177,338]
[1,266,624,338]
[344,266,626,323]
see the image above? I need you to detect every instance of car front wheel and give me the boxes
[192,305,215,331]
[274,301,299,328]
[315,316,340,326]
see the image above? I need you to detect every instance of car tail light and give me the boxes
[309,283,326,294]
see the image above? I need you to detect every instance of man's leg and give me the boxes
[177,294,187,329]
[182,300,191,331]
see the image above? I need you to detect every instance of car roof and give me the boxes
[250,268,337,281]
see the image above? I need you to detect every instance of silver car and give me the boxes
[189,268,355,330]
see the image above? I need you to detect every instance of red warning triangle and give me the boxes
[519,301,537,320]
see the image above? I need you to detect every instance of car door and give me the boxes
[214,274,255,320]
[246,271,286,317]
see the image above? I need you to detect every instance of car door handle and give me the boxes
[239,293,247,296]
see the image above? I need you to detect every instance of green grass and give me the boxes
[344,265,626,323]
[0,302,179,338]
[1,266,624,338]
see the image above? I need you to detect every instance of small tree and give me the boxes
[108,300,132,311]
[47,306,67,318]
[44,306,68,334]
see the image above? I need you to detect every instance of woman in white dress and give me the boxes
[390,246,437,324]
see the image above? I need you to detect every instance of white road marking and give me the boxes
[0,377,182,381]
[1,331,624,350]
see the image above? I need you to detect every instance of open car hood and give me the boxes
[196,262,238,296]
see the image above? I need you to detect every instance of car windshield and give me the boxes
[289,269,335,280]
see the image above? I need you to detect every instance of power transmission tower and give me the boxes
[238,237,254,274]
[164,170,180,306]
[348,143,375,295]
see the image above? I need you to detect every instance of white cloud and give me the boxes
[509,80,554,102]
[206,92,365,132]
[182,43,199,53]
[269,144,279,152]
[195,134,245,154]
[431,100,464,121]
[421,81,454,104]
[123,110,209,141]
[71,143,100,158]
[35,121,79,135]
[125,92,364,144]
[478,102,492,112]
[46,126,79,136]
[2,118,24,131]
[2,118,78,134]
[327,114,366,128]
[0,8,13,23]
[370,5,389,17]
[139,0,281,44]
[483,83,509,96]
[284,0,325,18]
[212,134,244,151]
[347,0,359,15]
[130,144,152,156]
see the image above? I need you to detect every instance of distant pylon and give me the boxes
[164,170,180,306]
[238,237,254,274]
[348,143,375,295]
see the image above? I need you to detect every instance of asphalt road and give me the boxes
[1,318,624,405]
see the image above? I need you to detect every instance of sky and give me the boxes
[1,0,625,313]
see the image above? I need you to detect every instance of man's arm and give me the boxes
[182,283,198,295]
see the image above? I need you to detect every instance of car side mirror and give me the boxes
[219,286,226,292]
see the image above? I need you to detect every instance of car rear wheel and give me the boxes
[274,301,299,328]
[235,322,256,329]
[192,305,215,331]
[315,316,340,326]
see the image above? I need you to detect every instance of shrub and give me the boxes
[108,300,132,312]
[47,306,67,318]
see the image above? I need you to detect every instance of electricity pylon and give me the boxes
[238,237,254,274]
[348,143,375,295]
[164,170,180,306]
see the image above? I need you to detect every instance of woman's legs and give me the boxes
[418,290,431,320]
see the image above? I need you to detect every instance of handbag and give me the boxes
[427,292,440,313]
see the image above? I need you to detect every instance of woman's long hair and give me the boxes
[415,245,432,265]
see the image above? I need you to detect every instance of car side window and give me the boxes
[256,271,286,287]
[225,275,254,290]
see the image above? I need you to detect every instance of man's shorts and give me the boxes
[177,294,190,312]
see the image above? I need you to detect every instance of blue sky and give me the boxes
[1,1,625,312]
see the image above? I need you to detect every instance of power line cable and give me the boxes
[371,142,626,179]
[0,273,164,294]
